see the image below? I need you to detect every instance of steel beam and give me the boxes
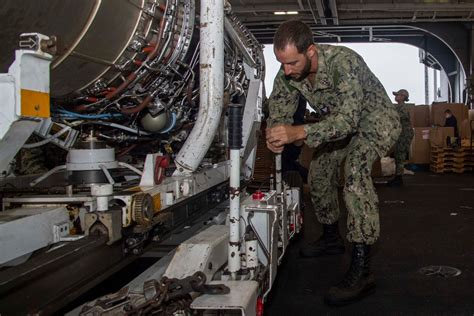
[314,0,327,25]
[328,0,339,25]
[338,3,474,12]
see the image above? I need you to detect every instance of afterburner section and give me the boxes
[0,0,263,149]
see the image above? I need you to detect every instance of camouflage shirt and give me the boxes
[267,44,401,157]
[395,102,414,139]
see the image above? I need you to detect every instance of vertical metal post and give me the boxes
[275,153,282,196]
[228,149,241,279]
[470,25,474,77]
[228,104,243,279]
[433,68,438,102]
[425,64,429,104]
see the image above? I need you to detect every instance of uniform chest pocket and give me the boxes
[309,92,340,117]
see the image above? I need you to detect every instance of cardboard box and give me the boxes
[429,127,454,148]
[462,139,474,147]
[430,103,468,132]
[410,127,431,164]
[469,109,474,121]
[412,105,431,127]
[460,119,472,140]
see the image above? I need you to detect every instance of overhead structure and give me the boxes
[230,0,474,103]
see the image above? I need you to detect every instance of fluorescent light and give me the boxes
[273,11,299,15]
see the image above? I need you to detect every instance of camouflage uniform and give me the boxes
[393,102,414,175]
[268,44,401,244]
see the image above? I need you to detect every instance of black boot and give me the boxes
[324,243,375,306]
[386,175,403,187]
[299,222,345,258]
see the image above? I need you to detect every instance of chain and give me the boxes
[80,271,229,315]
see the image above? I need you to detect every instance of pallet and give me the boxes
[430,165,473,173]
[430,146,473,154]
[430,157,474,165]
[430,151,473,159]
[431,162,474,170]
[429,146,474,173]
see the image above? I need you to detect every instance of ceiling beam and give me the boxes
[314,0,327,25]
[338,3,474,12]
[297,0,305,10]
[231,3,302,13]
[235,14,474,25]
[328,0,339,25]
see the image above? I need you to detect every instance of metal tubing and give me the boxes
[275,153,282,195]
[30,165,67,187]
[228,149,241,277]
[118,161,143,176]
[99,164,115,185]
[173,0,224,174]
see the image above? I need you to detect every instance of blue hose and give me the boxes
[56,109,123,119]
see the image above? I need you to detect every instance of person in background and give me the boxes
[265,20,401,305]
[444,109,458,138]
[387,89,414,187]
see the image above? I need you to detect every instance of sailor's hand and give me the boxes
[266,125,306,149]
[266,139,284,153]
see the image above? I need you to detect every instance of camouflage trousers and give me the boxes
[308,136,382,245]
[393,132,413,176]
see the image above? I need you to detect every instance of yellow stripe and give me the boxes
[21,89,50,118]
[153,193,161,213]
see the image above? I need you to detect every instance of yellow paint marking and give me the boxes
[153,194,161,213]
[21,89,50,118]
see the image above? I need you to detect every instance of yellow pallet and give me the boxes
[431,152,473,159]
[430,157,474,165]
[431,146,473,154]
[430,165,473,174]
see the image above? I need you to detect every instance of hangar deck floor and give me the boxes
[265,172,474,316]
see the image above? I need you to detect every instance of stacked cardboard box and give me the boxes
[407,104,431,128]
[410,127,430,164]
[409,105,432,164]
[429,127,455,147]
[460,109,474,147]
[409,103,470,165]
[430,102,468,132]
[427,103,472,173]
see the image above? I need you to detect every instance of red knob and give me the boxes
[252,190,264,200]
